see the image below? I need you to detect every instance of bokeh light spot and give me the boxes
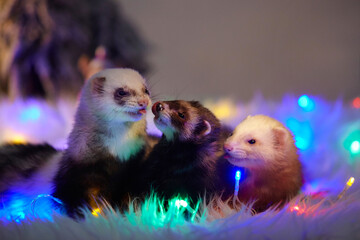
[20,106,41,122]
[286,118,313,151]
[298,95,315,112]
[175,199,188,208]
[352,97,360,109]
[350,141,360,154]
[344,130,360,156]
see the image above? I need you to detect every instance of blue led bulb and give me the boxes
[298,95,315,112]
[234,170,241,198]
[235,170,241,181]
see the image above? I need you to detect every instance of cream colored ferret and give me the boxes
[223,115,303,212]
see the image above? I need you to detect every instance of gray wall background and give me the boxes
[121,0,360,101]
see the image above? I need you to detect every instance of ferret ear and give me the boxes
[272,127,286,148]
[201,120,212,136]
[91,77,106,95]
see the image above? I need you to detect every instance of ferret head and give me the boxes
[82,68,151,123]
[151,100,221,142]
[224,115,296,168]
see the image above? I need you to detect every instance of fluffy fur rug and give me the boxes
[0,95,359,239]
[0,192,360,239]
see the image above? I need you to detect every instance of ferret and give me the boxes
[217,115,303,212]
[51,68,152,217]
[0,68,153,217]
[0,143,60,198]
[145,100,225,205]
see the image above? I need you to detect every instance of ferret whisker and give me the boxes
[145,68,158,80]
[148,82,159,91]
[124,104,139,108]
[150,93,165,101]
[150,97,163,102]
[124,101,139,105]
[160,113,171,120]
[233,151,245,155]
[150,93,161,99]
[147,74,160,88]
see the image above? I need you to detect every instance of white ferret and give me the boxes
[53,68,154,217]
[218,115,303,212]
[0,69,153,217]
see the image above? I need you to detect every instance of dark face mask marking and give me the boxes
[113,87,138,106]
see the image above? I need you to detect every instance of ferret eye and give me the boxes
[144,88,150,95]
[229,132,233,137]
[248,139,256,144]
[178,112,185,119]
[115,88,128,97]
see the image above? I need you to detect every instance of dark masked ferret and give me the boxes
[218,115,303,212]
[53,68,152,217]
[146,100,224,204]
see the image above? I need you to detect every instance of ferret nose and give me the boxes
[138,99,149,107]
[224,143,234,152]
[152,102,164,114]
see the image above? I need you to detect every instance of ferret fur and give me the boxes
[53,68,152,217]
[0,144,59,198]
[217,115,303,212]
[146,100,225,205]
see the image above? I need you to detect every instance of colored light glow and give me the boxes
[28,194,64,220]
[350,141,360,154]
[234,170,241,200]
[290,205,305,214]
[31,194,64,210]
[20,106,42,122]
[15,212,25,223]
[343,130,360,156]
[175,200,188,208]
[298,95,315,112]
[235,170,241,181]
[3,130,28,144]
[286,118,313,151]
[91,208,101,217]
[295,137,310,150]
[346,177,355,187]
[352,97,360,109]
[9,134,27,144]
[206,99,237,120]
[1,198,27,223]
[298,95,308,107]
